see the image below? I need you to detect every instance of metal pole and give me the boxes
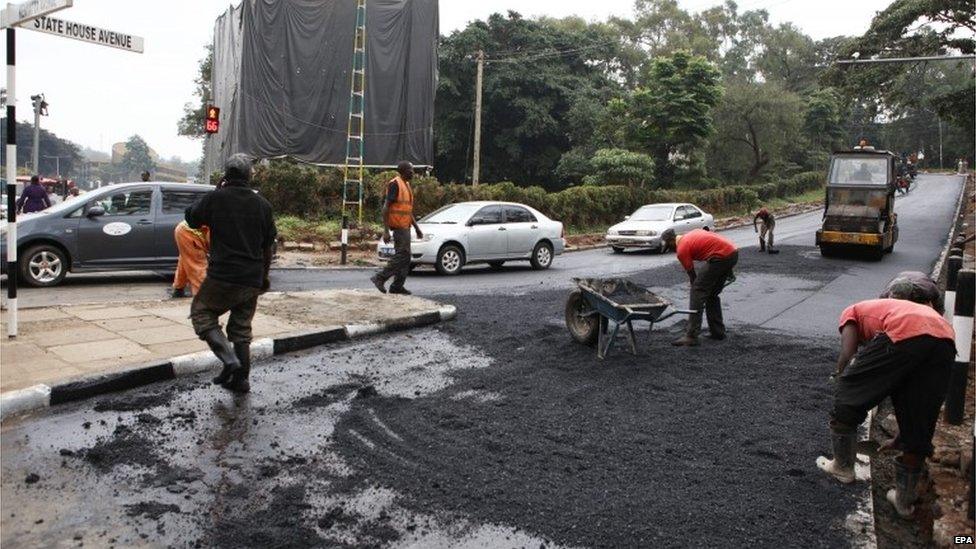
[938,118,943,170]
[6,28,17,338]
[472,49,483,186]
[31,96,38,174]
[945,254,963,322]
[945,269,974,425]
[340,214,348,265]
[836,54,976,65]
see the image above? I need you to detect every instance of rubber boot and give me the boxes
[224,342,251,394]
[759,237,766,252]
[202,328,241,385]
[886,457,920,518]
[816,431,856,484]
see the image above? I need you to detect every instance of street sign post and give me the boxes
[0,0,72,28]
[21,15,144,53]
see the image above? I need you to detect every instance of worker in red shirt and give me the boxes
[753,207,775,253]
[661,228,738,346]
[816,282,955,518]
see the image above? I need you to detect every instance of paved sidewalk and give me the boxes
[0,290,444,393]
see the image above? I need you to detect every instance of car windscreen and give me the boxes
[829,156,889,185]
[630,205,673,221]
[419,204,481,224]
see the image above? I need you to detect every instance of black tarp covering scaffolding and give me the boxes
[205,0,438,174]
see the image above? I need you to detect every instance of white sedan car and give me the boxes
[605,203,714,253]
[377,201,565,275]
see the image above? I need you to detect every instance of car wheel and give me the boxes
[819,244,839,258]
[530,241,554,270]
[20,244,68,287]
[703,226,711,231]
[435,244,464,275]
[565,290,598,345]
[488,260,505,269]
[611,246,624,254]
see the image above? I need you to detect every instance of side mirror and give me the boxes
[467,217,483,227]
[87,205,105,218]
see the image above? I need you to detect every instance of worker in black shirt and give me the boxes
[185,154,277,394]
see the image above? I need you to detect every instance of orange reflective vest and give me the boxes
[387,176,414,229]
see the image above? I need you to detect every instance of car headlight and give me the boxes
[635,230,657,237]
[607,229,618,236]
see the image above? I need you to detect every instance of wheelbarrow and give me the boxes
[564,277,697,359]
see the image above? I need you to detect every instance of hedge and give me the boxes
[244,161,824,228]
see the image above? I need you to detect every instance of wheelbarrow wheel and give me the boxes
[565,290,599,345]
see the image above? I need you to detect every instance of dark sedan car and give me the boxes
[1,182,213,287]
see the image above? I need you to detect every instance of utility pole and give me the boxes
[30,93,46,174]
[938,117,943,169]
[5,27,18,338]
[472,49,484,186]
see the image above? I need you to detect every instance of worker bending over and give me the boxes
[816,276,954,518]
[661,228,738,347]
[172,221,210,298]
[753,207,775,253]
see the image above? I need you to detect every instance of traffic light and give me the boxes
[30,94,48,116]
[205,105,220,134]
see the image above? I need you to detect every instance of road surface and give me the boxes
[0,174,964,547]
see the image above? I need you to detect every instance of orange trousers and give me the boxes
[173,224,209,295]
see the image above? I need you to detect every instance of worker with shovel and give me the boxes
[816,276,955,518]
[753,207,777,253]
[661,228,738,347]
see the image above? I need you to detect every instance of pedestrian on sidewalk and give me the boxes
[16,176,51,214]
[661,228,738,347]
[370,161,423,295]
[753,207,775,253]
[171,220,210,298]
[185,154,276,394]
[815,286,955,519]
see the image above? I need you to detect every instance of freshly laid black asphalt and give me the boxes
[0,175,964,547]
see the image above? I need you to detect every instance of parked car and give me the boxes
[1,182,213,287]
[605,203,714,253]
[376,201,565,275]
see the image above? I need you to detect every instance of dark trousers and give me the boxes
[831,334,954,457]
[759,219,774,248]
[686,251,738,338]
[190,277,262,343]
[376,228,411,290]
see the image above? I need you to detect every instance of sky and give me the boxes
[0,0,893,164]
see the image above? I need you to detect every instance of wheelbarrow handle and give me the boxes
[654,308,699,322]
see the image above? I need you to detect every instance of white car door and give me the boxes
[503,205,539,256]
[465,205,508,260]
[673,206,694,234]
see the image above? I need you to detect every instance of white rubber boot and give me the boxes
[816,432,856,484]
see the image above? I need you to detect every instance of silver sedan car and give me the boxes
[605,203,715,253]
[1,182,213,287]
[377,201,566,275]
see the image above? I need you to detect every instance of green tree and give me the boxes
[582,148,655,187]
[757,23,821,92]
[803,87,847,152]
[120,135,156,180]
[178,45,214,139]
[708,81,803,181]
[609,51,722,184]
[434,12,624,188]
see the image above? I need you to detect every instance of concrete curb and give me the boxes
[0,306,456,422]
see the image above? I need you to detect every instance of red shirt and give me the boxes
[675,229,737,271]
[838,298,955,344]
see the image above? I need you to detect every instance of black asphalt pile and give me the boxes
[325,250,858,547]
[81,424,161,473]
[125,501,181,520]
